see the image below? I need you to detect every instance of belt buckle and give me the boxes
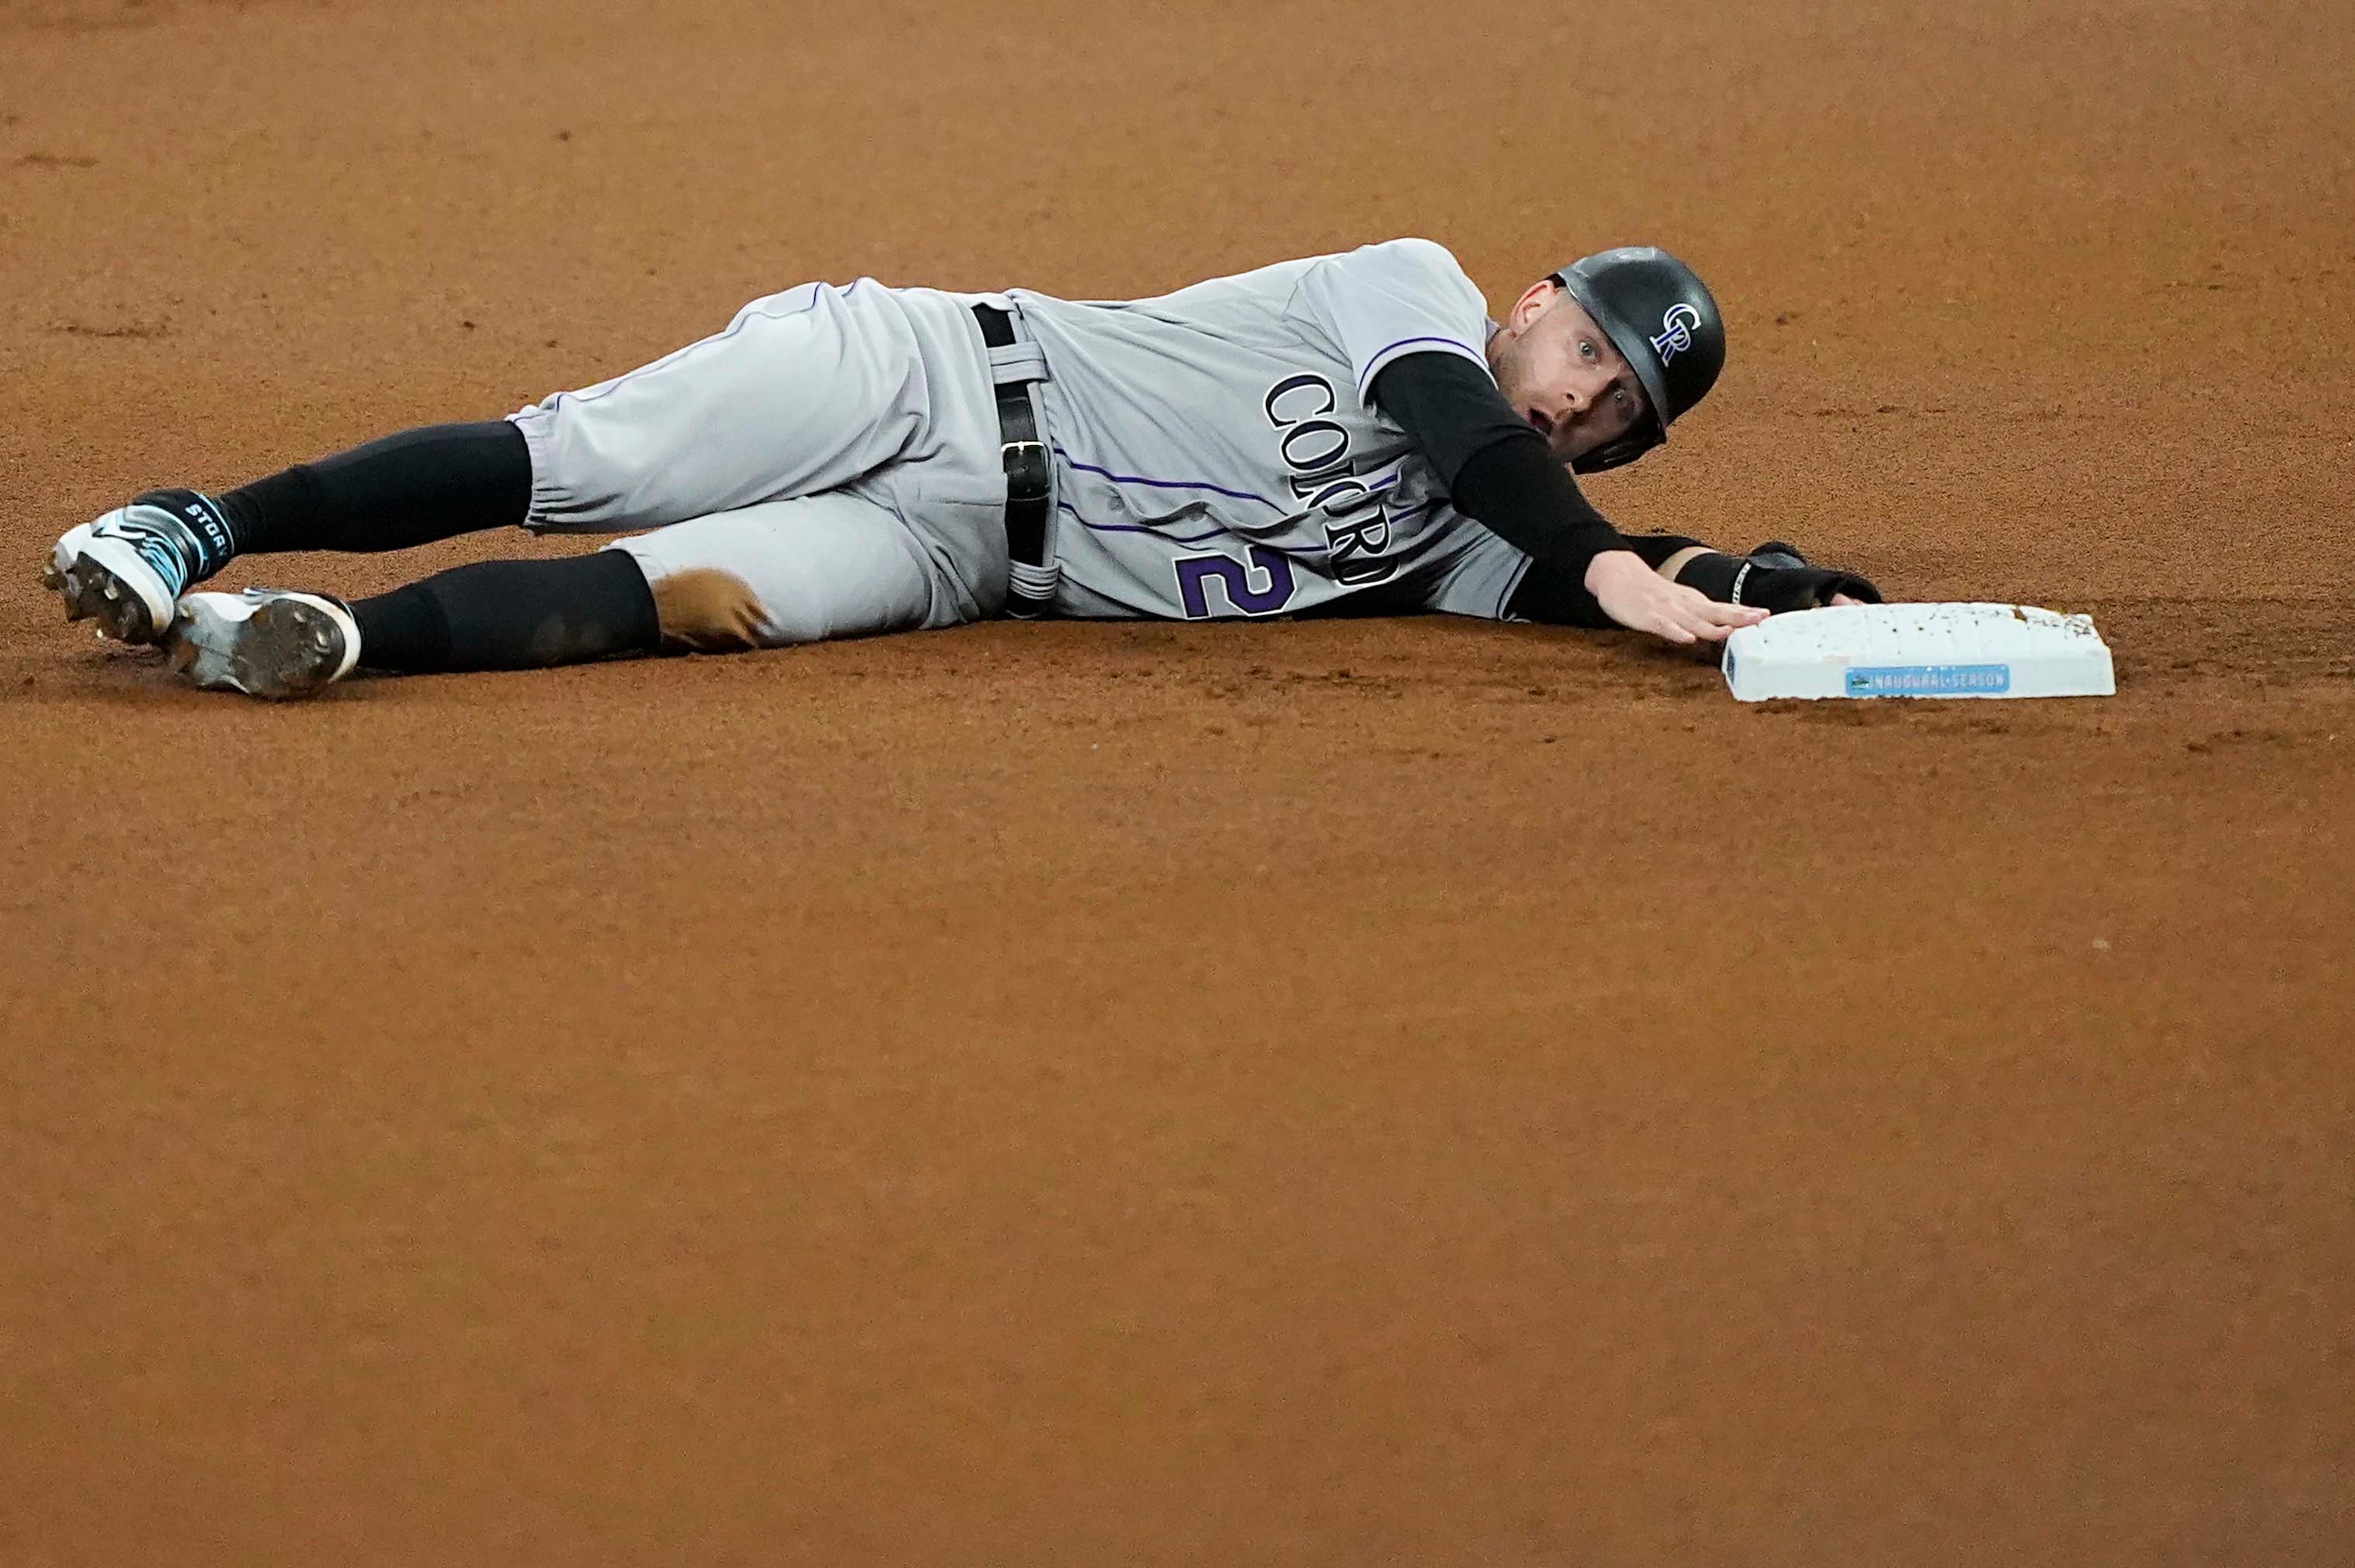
[1001,439,1046,461]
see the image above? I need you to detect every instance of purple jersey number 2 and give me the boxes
[1174,545,1298,620]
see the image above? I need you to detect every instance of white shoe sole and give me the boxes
[165,591,361,700]
[43,518,180,645]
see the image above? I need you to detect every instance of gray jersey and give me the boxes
[499,243,1537,655]
[1009,239,1531,621]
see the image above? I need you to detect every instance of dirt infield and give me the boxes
[3,1,2350,1562]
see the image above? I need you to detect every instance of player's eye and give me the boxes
[1578,339,1598,360]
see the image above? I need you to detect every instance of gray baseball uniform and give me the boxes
[509,239,1530,647]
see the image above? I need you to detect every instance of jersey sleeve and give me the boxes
[1416,515,1536,621]
[1295,238,1494,404]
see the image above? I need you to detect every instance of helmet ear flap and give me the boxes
[1570,426,1660,474]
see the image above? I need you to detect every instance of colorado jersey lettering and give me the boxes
[1007,239,1530,621]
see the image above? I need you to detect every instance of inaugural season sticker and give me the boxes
[1844,664,2012,695]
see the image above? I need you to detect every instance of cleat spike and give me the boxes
[42,503,195,647]
[167,589,357,699]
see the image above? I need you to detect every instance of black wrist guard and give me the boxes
[1677,542,1883,613]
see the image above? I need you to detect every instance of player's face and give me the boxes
[1486,282,1650,465]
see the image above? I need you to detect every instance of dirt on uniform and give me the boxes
[2,1,2349,1563]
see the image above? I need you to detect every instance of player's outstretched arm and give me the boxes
[1507,538,1881,634]
[1370,352,1760,645]
[1370,353,1884,643]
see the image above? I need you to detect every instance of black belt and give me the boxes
[971,304,1056,617]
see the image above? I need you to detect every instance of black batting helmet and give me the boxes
[1551,246,1724,473]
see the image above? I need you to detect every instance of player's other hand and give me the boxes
[1583,549,1769,645]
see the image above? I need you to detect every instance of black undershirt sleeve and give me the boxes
[1367,352,1632,576]
[1502,531,1706,627]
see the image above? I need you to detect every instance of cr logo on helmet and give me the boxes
[1651,303,1704,363]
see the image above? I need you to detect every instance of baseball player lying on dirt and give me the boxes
[43,240,1879,698]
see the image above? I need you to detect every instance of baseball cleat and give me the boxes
[165,588,361,700]
[47,489,238,645]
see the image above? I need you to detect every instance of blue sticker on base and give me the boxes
[1844,663,2012,695]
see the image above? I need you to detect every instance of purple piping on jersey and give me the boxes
[1057,500,1228,544]
[1355,336,1481,395]
[550,281,853,410]
[1051,445,1284,511]
[1345,471,1408,503]
[1058,475,1411,539]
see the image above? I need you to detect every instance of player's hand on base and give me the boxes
[1583,549,1770,645]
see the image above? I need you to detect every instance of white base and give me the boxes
[1721,602,2115,701]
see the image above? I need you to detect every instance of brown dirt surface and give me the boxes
[3,1,2352,1563]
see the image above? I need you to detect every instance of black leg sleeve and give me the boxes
[347,549,660,674]
[219,421,533,555]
